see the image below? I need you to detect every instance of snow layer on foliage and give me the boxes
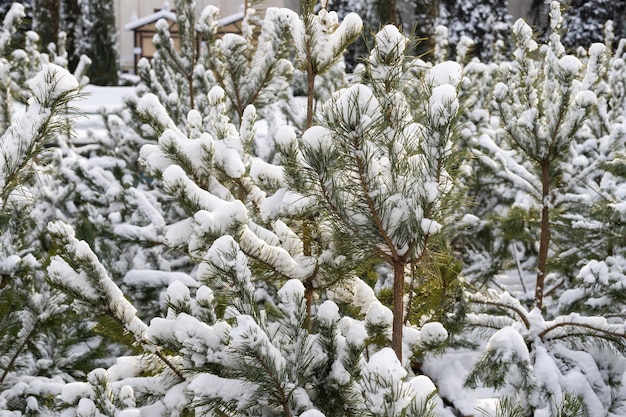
[375,25,407,61]
[302,125,333,152]
[428,84,459,128]
[278,279,305,306]
[0,255,21,274]
[420,322,448,345]
[188,374,255,411]
[47,258,100,301]
[60,382,93,404]
[1,64,78,191]
[147,313,227,366]
[135,93,177,132]
[300,410,325,417]
[421,218,442,235]
[123,270,197,289]
[259,187,315,221]
[249,157,284,188]
[161,165,247,230]
[27,64,78,103]
[239,225,315,279]
[274,125,297,148]
[364,348,407,381]
[428,61,463,87]
[230,314,285,366]
[365,301,393,327]
[344,319,368,347]
[360,348,448,415]
[278,7,362,73]
[558,55,582,76]
[322,84,381,133]
[316,300,339,326]
[47,221,149,341]
[327,277,377,314]
[486,326,529,361]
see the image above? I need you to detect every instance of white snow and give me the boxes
[374,25,407,61]
[486,326,529,361]
[60,382,93,404]
[123,270,197,289]
[421,218,442,235]
[27,64,78,103]
[316,300,339,326]
[558,55,582,75]
[364,347,406,381]
[419,322,448,345]
[365,301,393,327]
[428,84,459,128]
[428,61,463,87]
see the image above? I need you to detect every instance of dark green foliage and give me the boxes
[76,0,118,85]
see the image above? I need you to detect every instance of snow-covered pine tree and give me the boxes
[127,0,296,138]
[44,2,458,414]
[197,3,295,125]
[48,226,451,416]
[0,59,113,414]
[440,3,626,416]
[473,2,598,309]
[556,27,626,323]
[287,24,462,361]
[463,288,626,416]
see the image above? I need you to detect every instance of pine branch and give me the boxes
[468,296,531,329]
[0,316,38,384]
[539,320,626,346]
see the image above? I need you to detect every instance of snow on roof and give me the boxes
[218,11,245,27]
[125,10,244,32]
[125,9,177,31]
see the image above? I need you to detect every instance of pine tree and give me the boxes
[287,24,462,361]
[42,2,457,414]
[0,59,110,414]
[474,3,598,309]
[441,3,626,416]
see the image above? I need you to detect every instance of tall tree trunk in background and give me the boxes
[59,0,80,70]
[413,0,440,55]
[76,0,119,85]
[378,0,399,25]
[32,0,60,49]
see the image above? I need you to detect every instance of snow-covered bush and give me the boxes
[2,1,626,416]
[429,3,626,416]
[0,61,110,414]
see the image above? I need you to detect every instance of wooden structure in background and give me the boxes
[125,7,244,73]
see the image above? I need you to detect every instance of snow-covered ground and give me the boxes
[79,85,133,114]
[72,85,134,132]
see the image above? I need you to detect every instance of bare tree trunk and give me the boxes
[392,260,404,362]
[535,161,551,310]
[378,0,399,25]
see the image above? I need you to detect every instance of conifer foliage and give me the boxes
[1,0,626,416]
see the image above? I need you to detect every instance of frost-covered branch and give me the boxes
[0,64,80,201]
[47,221,184,381]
